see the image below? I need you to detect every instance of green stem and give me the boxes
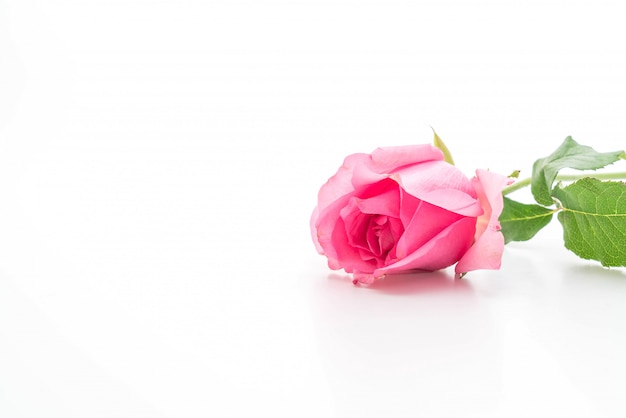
[502,171,626,196]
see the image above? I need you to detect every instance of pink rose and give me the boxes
[311,144,512,284]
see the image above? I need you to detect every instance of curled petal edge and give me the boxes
[455,170,514,275]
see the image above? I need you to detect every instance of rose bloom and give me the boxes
[311,144,512,284]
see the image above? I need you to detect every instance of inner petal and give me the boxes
[339,198,371,251]
[357,180,401,218]
[376,222,396,255]
[365,215,401,261]
[329,217,378,274]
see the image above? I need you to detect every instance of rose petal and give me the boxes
[393,160,476,196]
[376,220,396,255]
[366,217,383,255]
[388,217,404,242]
[453,224,504,275]
[329,217,377,274]
[374,217,476,277]
[391,160,481,216]
[370,144,444,173]
[350,145,445,190]
[316,152,370,215]
[385,217,404,262]
[314,194,352,259]
[313,153,371,260]
[353,271,377,285]
[454,170,513,274]
[340,198,371,251]
[310,206,324,254]
[394,201,464,259]
[416,189,483,217]
[356,181,400,217]
[399,189,421,227]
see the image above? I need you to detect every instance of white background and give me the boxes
[1,0,626,417]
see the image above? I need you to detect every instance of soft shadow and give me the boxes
[566,263,626,280]
[564,263,626,291]
[327,273,353,283]
[312,270,497,417]
[327,270,474,295]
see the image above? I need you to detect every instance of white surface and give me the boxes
[1,0,626,417]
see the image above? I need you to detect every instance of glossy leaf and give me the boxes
[531,136,624,205]
[499,197,554,243]
[553,178,626,267]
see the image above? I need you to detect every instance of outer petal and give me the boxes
[394,201,464,259]
[370,144,444,173]
[316,152,370,215]
[310,206,323,254]
[415,189,482,217]
[455,170,514,274]
[314,194,353,263]
[353,271,378,285]
[391,160,482,216]
[350,145,445,190]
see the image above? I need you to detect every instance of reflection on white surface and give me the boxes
[311,271,501,418]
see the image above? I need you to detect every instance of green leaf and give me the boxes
[432,129,455,165]
[531,136,624,205]
[552,178,626,267]
[499,197,555,243]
